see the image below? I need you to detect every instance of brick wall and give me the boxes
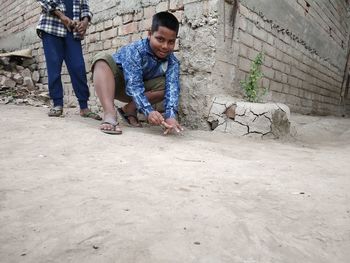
[0,0,184,110]
[1,0,350,127]
[0,0,41,38]
[236,0,350,115]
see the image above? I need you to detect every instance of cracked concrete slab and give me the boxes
[208,99,291,138]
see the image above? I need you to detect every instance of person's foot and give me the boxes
[117,106,142,127]
[48,106,63,117]
[80,108,102,121]
[100,114,122,135]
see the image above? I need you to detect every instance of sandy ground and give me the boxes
[0,104,350,263]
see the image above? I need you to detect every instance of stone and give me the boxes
[23,77,35,89]
[0,57,10,66]
[2,96,13,104]
[237,101,270,115]
[21,68,32,78]
[3,63,15,72]
[249,114,272,134]
[38,92,50,102]
[271,109,291,138]
[209,101,226,117]
[16,65,25,71]
[2,78,16,88]
[15,98,24,104]
[214,119,248,136]
[32,71,40,83]
[209,119,219,130]
[0,75,6,86]
[235,109,257,125]
[274,103,291,118]
[29,64,38,71]
[22,58,36,68]
[4,71,12,78]
[13,73,23,84]
[35,83,44,91]
[225,105,236,119]
[67,100,77,108]
[235,104,247,116]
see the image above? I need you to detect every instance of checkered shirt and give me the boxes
[36,0,92,39]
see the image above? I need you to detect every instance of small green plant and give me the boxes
[240,52,268,102]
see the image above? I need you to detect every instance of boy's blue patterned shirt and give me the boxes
[112,38,180,119]
[36,0,92,39]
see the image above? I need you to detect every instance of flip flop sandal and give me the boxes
[81,111,102,121]
[100,117,122,135]
[48,106,63,117]
[117,107,142,127]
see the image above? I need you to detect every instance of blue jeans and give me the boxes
[42,31,89,109]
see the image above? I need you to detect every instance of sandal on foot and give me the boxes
[81,111,102,121]
[100,117,122,135]
[48,106,63,117]
[117,107,142,127]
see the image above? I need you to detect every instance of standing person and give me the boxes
[36,0,101,120]
[92,12,183,135]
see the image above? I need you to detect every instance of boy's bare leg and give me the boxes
[122,90,165,126]
[93,61,121,132]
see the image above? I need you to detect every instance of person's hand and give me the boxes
[53,10,76,32]
[75,18,89,37]
[163,118,184,135]
[60,15,76,32]
[147,111,183,135]
[148,111,166,126]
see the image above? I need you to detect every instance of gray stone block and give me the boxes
[13,73,23,84]
[23,77,34,89]
[32,71,40,83]
[2,78,16,88]
[21,68,32,78]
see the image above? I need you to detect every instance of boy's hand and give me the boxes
[148,111,165,126]
[75,18,89,37]
[163,118,184,135]
[148,112,183,135]
[63,17,76,32]
[54,11,76,32]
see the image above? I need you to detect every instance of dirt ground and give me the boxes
[0,104,349,263]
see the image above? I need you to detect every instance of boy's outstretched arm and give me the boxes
[164,58,180,120]
[162,56,183,134]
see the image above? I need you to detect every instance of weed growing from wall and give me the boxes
[240,52,268,102]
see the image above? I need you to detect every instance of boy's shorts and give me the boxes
[91,52,165,103]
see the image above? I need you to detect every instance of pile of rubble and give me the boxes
[0,51,50,107]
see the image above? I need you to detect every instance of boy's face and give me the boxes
[148,26,177,59]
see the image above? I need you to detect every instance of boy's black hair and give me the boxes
[151,12,179,35]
